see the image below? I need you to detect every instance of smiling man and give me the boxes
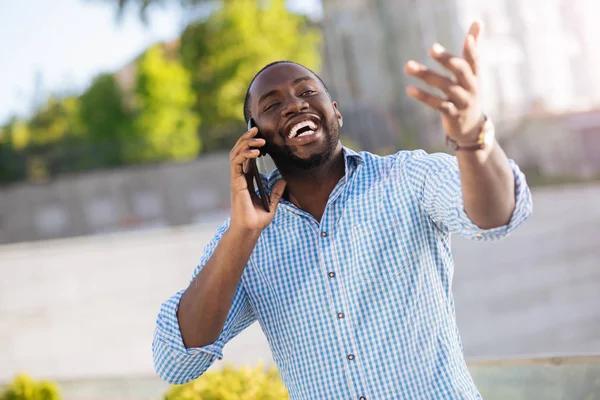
[153,22,532,399]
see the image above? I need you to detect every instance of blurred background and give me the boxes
[0,0,599,399]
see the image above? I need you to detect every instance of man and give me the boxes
[153,21,532,399]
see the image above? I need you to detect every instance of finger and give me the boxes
[405,60,455,92]
[430,44,477,91]
[230,148,260,179]
[233,127,259,148]
[405,61,471,108]
[268,179,287,211]
[444,85,471,110]
[230,137,265,161]
[406,86,459,117]
[462,34,479,76]
[463,21,483,77]
[468,20,484,44]
[230,128,258,161]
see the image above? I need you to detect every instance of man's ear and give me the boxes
[333,101,343,128]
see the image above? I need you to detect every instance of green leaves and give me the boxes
[180,0,321,150]
[127,44,201,163]
[0,374,61,400]
[0,0,321,183]
[163,364,289,400]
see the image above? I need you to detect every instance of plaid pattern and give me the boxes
[153,148,533,399]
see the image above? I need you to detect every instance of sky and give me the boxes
[0,0,322,125]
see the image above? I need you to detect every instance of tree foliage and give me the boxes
[180,0,321,150]
[0,374,61,400]
[127,44,201,163]
[162,364,289,400]
[0,0,321,183]
[27,96,83,146]
[79,73,132,166]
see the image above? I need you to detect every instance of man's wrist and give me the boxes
[446,115,494,151]
[227,223,263,241]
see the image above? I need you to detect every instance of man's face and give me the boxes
[249,63,343,171]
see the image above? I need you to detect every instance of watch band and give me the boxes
[446,116,494,151]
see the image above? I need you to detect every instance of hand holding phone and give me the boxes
[229,122,284,233]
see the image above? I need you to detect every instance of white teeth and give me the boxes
[288,120,317,138]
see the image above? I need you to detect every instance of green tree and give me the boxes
[126,43,201,163]
[5,97,85,181]
[179,0,321,150]
[27,96,83,146]
[0,119,28,183]
[79,73,132,166]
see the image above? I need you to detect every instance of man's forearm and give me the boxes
[456,139,516,229]
[177,226,261,348]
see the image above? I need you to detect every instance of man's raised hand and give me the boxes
[404,21,486,143]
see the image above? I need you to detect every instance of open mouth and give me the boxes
[286,118,319,139]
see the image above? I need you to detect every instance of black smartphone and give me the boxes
[248,118,270,212]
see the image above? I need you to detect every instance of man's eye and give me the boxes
[301,90,317,96]
[264,102,280,112]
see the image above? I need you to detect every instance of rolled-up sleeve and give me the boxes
[152,219,257,384]
[403,150,533,240]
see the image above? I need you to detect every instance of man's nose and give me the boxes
[282,96,309,117]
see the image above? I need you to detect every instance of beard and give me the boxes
[266,116,341,173]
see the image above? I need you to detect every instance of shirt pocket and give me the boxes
[348,220,414,283]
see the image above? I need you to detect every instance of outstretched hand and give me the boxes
[404,21,485,142]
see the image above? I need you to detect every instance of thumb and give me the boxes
[269,180,287,210]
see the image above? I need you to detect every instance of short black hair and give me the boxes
[243,61,330,123]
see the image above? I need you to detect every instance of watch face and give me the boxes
[483,120,495,146]
[484,131,493,146]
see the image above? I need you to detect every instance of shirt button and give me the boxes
[347,354,355,361]
[321,231,327,237]
[328,271,335,278]
[337,312,344,319]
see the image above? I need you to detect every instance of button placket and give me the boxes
[319,213,365,397]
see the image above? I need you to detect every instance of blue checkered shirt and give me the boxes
[153,147,533,399]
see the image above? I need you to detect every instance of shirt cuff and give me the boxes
[453,159,533,241]
[155,289,224,360]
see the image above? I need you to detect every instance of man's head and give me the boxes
[244,61,343,172]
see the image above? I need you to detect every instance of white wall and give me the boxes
[1,183,599,385]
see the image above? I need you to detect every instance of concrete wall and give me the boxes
[1,182,599,389]
[0,153,233,245]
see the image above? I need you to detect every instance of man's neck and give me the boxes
[280,147,346,222]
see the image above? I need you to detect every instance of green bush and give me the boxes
[163,364,289,400]
[0,374,60,400]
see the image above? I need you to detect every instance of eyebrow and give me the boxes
[258,89,278,105]
[292,75,313,85]
[257,75,315,105]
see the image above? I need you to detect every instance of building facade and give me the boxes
[320,0,600,150]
